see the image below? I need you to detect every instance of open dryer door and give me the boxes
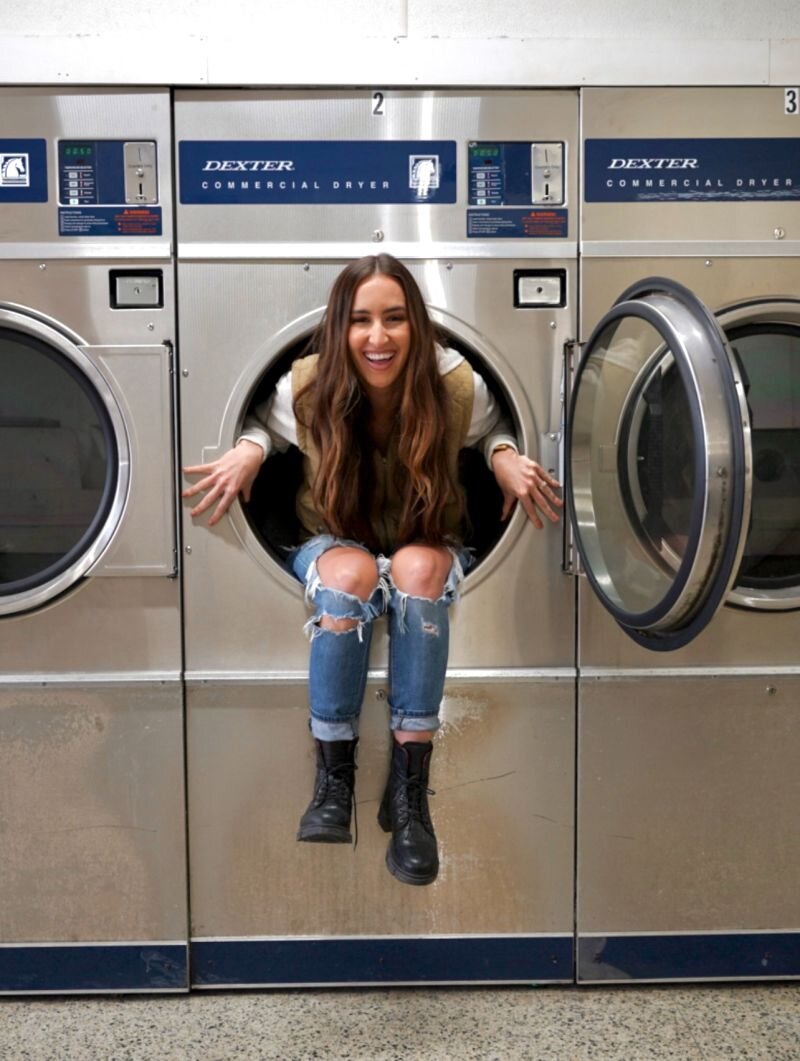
[566,277,752,651]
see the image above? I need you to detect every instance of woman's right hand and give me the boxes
[182,440,264,527]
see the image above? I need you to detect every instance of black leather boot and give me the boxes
[297,738,358,843]
[377,739,438,885]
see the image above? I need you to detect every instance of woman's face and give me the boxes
[347,274,412,396]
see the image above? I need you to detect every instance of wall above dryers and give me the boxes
[1,0,799,86]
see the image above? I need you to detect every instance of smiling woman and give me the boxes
[182,254,562,887]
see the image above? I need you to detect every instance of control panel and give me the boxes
[59,141,158,206]
[468,141,565,206]
[57,140,162,237]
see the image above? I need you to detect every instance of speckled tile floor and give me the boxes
[1,984,799,1060]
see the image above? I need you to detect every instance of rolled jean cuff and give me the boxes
[311,718,360,741]
[390,713,441,733]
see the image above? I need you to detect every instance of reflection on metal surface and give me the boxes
[0,682,187,946]
[577,676,800,937]
[187,680,574,941]
[578,932,800,983]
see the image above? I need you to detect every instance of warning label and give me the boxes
[58,206,163,237]
[467,208,568,239]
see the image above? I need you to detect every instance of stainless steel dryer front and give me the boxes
[177,89,578,987]
[569,87,800,983]
[0,89,186,994]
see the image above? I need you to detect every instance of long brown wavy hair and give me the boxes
[294,254,461,548]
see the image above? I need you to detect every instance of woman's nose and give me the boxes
[369,319,388,344]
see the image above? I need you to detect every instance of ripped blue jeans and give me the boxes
[287,534,471,742]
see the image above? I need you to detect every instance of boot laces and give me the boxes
[317,761,359,848]
[403,774,435,834]
[317,761,357,804]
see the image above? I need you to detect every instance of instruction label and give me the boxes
[467,209,568,238]
[58,207,163,237]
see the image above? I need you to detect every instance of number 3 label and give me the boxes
[786,88,799,115]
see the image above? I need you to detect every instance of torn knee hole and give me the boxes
[421,620,440,637]
[304,613,367,642]
[318,615,360,632]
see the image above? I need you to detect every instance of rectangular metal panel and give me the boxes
[582,88,799,246]
[578,256,800,671]
[0,681,187,945]
[191,936,572,987]
[174,89,579,249]
[179,258,575,675]
[1,578,181,678]
[0,262,180,678]
[0,88,172,257]
[0,944,187,994]
[577,675,800,937]
[187,678,574,941]
[88,344,176,576]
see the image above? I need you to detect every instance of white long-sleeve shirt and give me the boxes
[238,346,518,466]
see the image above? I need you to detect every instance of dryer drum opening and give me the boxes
[239,331,517,572]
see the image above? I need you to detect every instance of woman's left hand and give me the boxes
[491,449,563,530]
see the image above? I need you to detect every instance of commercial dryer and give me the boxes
[0,89,187,993]
[177,89,577,987]
[568,87,800,982]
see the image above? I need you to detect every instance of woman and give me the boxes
[183,254,562,886]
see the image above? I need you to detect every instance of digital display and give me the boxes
[63,146,93,157]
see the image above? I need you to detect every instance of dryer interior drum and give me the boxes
[725,319,800,602]
[0,311,129,615]
[241,329,512,567]
[620,317,800,606]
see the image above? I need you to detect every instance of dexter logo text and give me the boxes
[609,158,700,170]
[202,160,295,171]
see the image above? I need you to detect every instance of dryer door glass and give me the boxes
[0,326,118,608]
[568,278,750,650]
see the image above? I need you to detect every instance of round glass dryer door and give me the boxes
[567,278,751,650]
[0,308,129,616]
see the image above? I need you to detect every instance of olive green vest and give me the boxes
[291,353,474,552]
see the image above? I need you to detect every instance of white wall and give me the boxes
[1,0,799,85]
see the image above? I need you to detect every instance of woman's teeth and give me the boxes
[365,352,394,362]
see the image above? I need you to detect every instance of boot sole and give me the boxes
[385,846,438,886]
[296,825,352,843]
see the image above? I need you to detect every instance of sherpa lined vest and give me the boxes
[291,353,474,552]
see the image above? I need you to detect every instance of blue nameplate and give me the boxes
[585,138,800,202]
[179,140,457,205]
